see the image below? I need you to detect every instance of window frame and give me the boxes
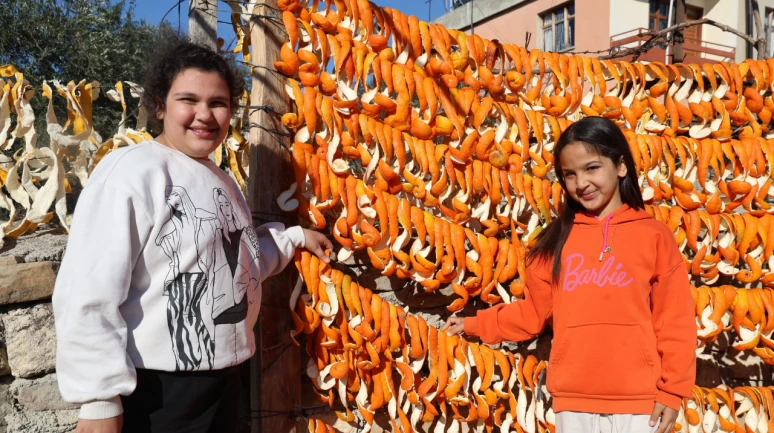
[648,0,670,32]
[540,2,575,53]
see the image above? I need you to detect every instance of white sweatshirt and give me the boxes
[52,141,304,420]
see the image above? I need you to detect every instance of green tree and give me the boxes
[0,0,179,147]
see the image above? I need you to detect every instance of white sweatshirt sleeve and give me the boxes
[256,223,305,281]
[52,183,151,420]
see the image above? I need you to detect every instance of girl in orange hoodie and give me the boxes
[444,117,695,433]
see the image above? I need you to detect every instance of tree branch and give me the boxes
[753,0,767,59]
[600,18,762,60]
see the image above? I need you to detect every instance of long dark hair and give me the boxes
[526,116,644,284]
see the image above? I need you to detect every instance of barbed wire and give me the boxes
[247,104,282,117]
[161,0,186,24]
[251,404,332,421]
[219,0,283,14]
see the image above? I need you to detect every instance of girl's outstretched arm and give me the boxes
[254,225,330,281]
[459,263,553,344]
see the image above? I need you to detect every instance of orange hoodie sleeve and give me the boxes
[463,261,553,344]
[651,230,696,411]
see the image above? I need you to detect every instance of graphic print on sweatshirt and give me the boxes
[155,186,261,371]
[562,253,634,292]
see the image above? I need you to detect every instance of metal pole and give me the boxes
[666,0,676,64]
[469,0,474,34]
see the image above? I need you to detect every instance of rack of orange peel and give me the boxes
[240,0,774,430]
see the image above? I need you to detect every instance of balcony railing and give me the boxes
[609,27,735,64]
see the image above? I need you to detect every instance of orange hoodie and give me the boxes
[464,205,696,414]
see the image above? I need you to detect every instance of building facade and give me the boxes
[434,0,774,64]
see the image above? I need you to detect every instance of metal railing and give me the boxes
[609,27,736,63]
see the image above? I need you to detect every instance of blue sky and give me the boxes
[131,0,451,42]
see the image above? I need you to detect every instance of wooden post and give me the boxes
[247,1,302,433]
[189,0,218,50]
[671,0,686,63]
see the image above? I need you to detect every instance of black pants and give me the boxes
[121,365,242,433]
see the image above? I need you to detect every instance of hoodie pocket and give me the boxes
[548,323,657,397]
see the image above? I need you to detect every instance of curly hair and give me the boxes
[142,41,246,133]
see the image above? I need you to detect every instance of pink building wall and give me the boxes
[464,0,611,53]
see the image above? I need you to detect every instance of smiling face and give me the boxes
[559,141,627,219]
[154,68,232,159]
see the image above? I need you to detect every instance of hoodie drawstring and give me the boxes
[599,213,615,262]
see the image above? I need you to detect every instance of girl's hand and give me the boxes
[75,415,123,433]
[649,402,677,433]
[302,229,333,263]
[443,316,465,336]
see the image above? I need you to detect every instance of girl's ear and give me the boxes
[617,156,627,178]
[155,97,166,120]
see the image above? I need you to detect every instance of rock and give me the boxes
[10,374,77,412]
[0,376,13,431]
[722,347,773,386]
[414,310,445,330]
[5,409,78,433]
[0,347,10,377]
[392,284,458,309]
[0,262,58,305]
[695,353,723,388]
[2,304,56,378]
[372,274,404,293]
[0,229,68,263]
[0,258,21,267]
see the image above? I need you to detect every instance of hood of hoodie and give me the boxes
[572,204,653,262]
[573,204,653,226]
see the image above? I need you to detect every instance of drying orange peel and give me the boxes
[296,249,774,433]
[645,207,774,287]
[0,71,179,248]
[294,249,554,433]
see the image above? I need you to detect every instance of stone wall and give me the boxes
[0,229,77,433]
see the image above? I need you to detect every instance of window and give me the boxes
[541,3,575,52]
[648,0,670,31]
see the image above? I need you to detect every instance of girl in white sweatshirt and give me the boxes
[53,42,331,433]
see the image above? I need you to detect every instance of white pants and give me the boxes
[556,411,657,433]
